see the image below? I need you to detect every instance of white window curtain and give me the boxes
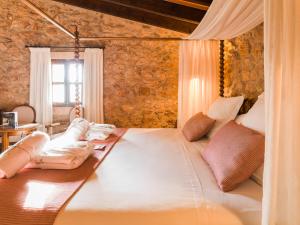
[29,48,52,131]
[262,0,300,224]
[83,48,104,123]
[177,40,219,128]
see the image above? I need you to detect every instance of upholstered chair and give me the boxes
[12,104,36,124]
[9,105,59,143]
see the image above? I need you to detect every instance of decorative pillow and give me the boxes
[237,92,265,134]
[207,96,244,137]
[182,112,215,142]
[201,121,265,192]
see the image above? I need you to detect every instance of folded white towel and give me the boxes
[0,132,49,178]
[27,141,94,170]
[0,119,111,176]
[26,120,94,170]
[86,123,116,141]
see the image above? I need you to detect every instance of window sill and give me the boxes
[53,104,76,107]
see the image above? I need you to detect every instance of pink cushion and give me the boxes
[201,121,265,191]
[182,112,215,142]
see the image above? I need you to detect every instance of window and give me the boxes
[52,59,83,106]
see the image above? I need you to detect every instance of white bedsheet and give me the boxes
[54,128,261,225]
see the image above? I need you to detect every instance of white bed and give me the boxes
[54,128,262,225]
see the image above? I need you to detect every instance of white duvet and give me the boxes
[54,128,262,225]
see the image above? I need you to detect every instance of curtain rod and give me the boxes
[25,45,105,49]
[80,37,183,41]
[21,0,75,39]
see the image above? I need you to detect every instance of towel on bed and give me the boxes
[0,119,116,174]
[85,123,116,141]
[26,141,94,170]
[0,118,92,176]
[0,132,49,178]
[51,118,90,147]
[27,119,94,170]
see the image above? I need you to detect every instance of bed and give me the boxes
[54,128,262,225]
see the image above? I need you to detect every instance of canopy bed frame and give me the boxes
[1,0,297,224]
[219,40,257,115]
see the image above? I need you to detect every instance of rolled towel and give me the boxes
[0,132,49,178]
[50,118,90,148]
[86,123,116,141]
[64,118,90,141]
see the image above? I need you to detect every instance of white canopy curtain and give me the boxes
[181,0,300,224]
[189,0,263,40]
[83,48,104,123]
[262,0,300,224]
[177,40,219,128]
[29,48,52,131]
[178,0,263,128]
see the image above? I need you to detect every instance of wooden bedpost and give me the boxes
[219,40,225,97]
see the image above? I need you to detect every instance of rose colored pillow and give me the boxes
[182,112,215,142]
[201,121,264,191]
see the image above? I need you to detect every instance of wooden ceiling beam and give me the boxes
[51,0,209,33]
[102,0,207,22]
[182,0,213,5]
[164,0,209,10]
[98,0,199,24]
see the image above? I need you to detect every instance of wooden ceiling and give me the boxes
[51,0,213,33]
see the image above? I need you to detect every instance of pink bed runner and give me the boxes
[0,128,127,225]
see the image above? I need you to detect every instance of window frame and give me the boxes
[52,59,84,107]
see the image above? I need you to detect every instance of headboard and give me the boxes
[219,40,257,115]
[219,40,225,97]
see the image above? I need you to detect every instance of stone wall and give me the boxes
[0,0,264,129]
[224,24,264,98]
[0,0,184,128]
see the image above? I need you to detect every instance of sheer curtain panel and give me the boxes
[262,0,300,224]
[177,40,219,128]
[83,48,104,123]
[29,48,52,131]
[178,0,300,223]
[178,0,263,127]
[188,0,263,40]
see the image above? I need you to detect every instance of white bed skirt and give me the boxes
[54,128,262,225]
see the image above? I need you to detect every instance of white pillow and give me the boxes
[236,92,265,186]
[237,93,265,134]
[258,92,264,99]
[251,164,264,186]
[235,114,246,124]
[207,96,244,137]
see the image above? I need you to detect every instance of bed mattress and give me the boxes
[54,128,262,225]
